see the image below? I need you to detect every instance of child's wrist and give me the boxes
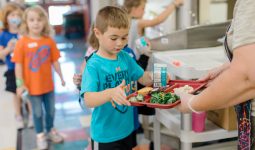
[106,88,113,101]
[16,78,24,88]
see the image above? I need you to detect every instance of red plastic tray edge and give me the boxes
[146,100,181,109]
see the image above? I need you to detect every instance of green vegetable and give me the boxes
[150,91,179,104]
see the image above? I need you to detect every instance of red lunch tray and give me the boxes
[127,80,206,109]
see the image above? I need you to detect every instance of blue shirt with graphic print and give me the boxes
[80,51,144,143]
[122,46,140,130]
[0,30,18,70]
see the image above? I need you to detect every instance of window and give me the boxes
[48,5,71,25]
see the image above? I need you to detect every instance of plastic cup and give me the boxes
[192,112,206,132]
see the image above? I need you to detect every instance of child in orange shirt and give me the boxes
[12,5,65,150]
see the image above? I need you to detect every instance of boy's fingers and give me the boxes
[119,80,126,88]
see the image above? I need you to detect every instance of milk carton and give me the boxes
[153,63,167,87]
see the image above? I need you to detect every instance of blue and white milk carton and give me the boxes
[153,63,167,87]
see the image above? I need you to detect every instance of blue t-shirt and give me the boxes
[123,45,136,61]
[122,46,140,130]
[0,30,18,70]
[81,51,144,143]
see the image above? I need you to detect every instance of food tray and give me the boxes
[127,80,206,109]
[168,80,206,94]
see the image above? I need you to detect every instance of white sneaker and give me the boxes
[37,133,48,150]
[27,115,34,128]
[47,129,64,143]
[16,116,24,130]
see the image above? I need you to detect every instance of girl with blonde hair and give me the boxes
[12,5,65,150]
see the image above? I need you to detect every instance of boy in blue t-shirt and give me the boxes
[80,6,153,150]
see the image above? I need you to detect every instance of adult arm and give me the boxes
[179,44,255,113]
[138,0,183,31]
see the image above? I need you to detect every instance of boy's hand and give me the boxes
[73,73,82,86]
[110,80,130,106]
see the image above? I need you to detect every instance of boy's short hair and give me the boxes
[88,6,130,50]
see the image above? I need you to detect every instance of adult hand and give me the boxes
[110,80,130,106]
[199,65,226,87]
[176,92,193,113]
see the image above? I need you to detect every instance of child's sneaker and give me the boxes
[37,133,48,150]
[47,129,64,143]
[27,115,34,128]
[16,115,24,130]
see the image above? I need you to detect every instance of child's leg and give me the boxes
[13,94,24,129]
[13,94,22,116]
[29,94,48,149]
[5,70,23,125]
[29,95,44,133]
[26,100,34,128]
[43,91,63,143]
[42,91,55,133]
[26,100,33,116]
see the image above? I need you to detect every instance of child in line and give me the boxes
[80,6,153,150]
[73,45,138,149]
[0,2,33,129]
[124,0,183,60]
[12,5,65,150]
[124,1,183,148]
